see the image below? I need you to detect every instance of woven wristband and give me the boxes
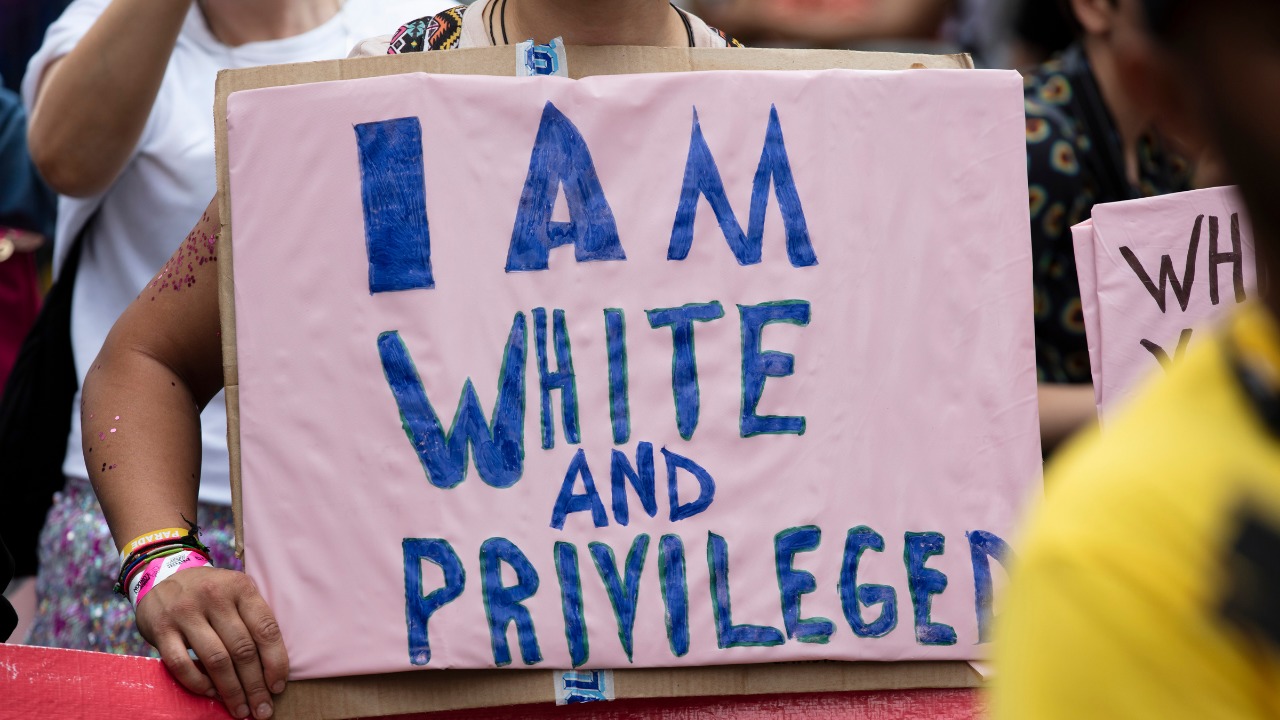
[127,549,212,609]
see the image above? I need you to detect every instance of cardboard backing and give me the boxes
[214,44,980,719]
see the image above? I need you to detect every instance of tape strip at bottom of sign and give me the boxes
[517,36,569,77]
[554,669,615,705]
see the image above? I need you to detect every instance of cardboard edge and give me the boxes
[215,70,245,558]
[213,46,973,100]
[274,662,982,719]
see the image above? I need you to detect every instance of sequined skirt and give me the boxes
[24,475,241,655]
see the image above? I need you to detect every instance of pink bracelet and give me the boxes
[127,549,212,609]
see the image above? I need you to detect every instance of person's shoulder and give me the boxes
[1023,60,1093,238]
[1030,332,1254,561]
[708,25,745,48]
[1023,55,1082,147]
[997,318,1280,718]
[676,6,742,49]
[387,6,468,54]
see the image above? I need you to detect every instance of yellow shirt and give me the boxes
[993,304,1280,719]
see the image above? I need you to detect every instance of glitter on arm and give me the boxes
[144,225,219,300]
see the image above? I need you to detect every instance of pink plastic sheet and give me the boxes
[226,69,1040,679]
[1072,186,1254,420]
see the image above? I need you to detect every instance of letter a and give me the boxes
[507,102,626,272]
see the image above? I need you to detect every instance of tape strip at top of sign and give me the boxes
[518,37,569,77]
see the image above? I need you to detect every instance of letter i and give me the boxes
[605,308,631,444]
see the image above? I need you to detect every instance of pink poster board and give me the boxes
[1072,186,1255,420]
[225,69,1040,679]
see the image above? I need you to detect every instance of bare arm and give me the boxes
[1038,383,1098,454]
[26,0,193,197]
[84,199,223,541]
[84,198,287,720]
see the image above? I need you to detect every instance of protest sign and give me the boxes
[218,48,1038,684]
[1073,186,1255,420]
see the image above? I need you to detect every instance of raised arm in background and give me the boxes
[25,0,193,197]
[693,0,952,49]
[26,0,335,198]
[83,199,286,720]
[1038,384,1097,454]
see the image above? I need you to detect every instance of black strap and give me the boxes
[1227,335,1280,438]
[673,4,696,48]
[0,532,16,641]
[0,212,95,576]
[1220,326,1280,650]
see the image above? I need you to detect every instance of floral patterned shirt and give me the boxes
[1024,44,1192,384]
[381,1,742,54]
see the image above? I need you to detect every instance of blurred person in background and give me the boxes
[995,0,1280,715]
[0,0,67,643]
[0,82,54,644]
[0,81,53,640]
[685,0,1014,66]
[19,0,448,655]
[0,532,15,642]
[1008,0,1075,67]
[1025,0,1203,451]
[0,0,75,94]
[0,81,53,397]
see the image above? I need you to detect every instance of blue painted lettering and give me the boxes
[708,532,785,648]
[534,308,580,449]
[355,117,434,293]
[610,442,657,526]
[550,449,609,530]
[967,530,1013,643]
[480,538,543,666]
[739,300,810,437]
[377,315,526,489]
[904,532,957,646]
[589,535,650,662]
[668,106,816,267]
[554,541,589,666]
[774,526,834,643]
[402,538,465,666]
[507,102,625,272]
[646,302,725,440]
[658,534,691,657]
[839,526,897,638]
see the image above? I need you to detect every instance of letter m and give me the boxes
[667,105,816,268]
[377,313,527,489]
